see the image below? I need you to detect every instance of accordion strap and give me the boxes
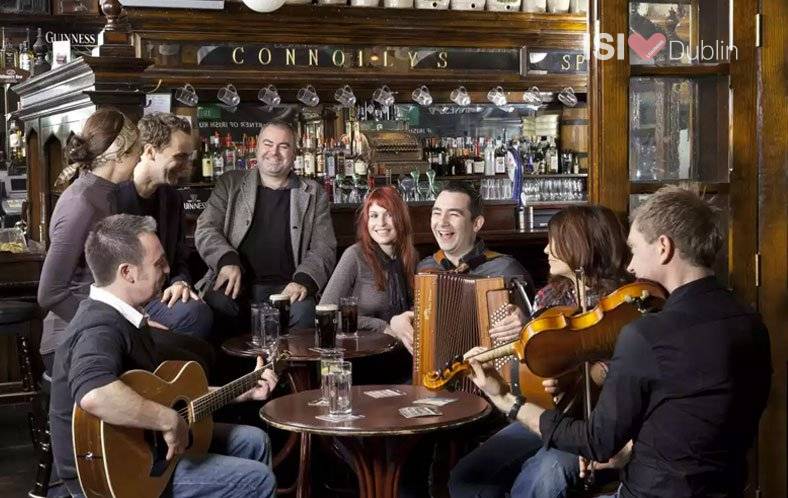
[434,249,504,272]
[509,358,523,398]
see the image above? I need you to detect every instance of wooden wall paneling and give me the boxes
[590,0,629,216]
[728,0,759,307]
[757,0,788,495]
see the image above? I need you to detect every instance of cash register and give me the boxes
[0,161,27,228]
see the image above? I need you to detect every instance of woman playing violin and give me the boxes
[449,204,632,498]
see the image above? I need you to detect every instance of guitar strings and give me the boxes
[179,360,276,420]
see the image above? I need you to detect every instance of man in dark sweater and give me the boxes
[117,112,213,339]
[466,186,772,498]
[50,214,277,497]
[195,120,336,330]
[417,181,535,343]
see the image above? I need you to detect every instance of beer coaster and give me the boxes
[364,388,406,399]
[399,406,443,419]
[413,397,457,407]
[315,414,365,422]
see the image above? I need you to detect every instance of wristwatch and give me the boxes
[507,395,525,421]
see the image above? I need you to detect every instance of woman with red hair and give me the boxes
[320,186,418,350]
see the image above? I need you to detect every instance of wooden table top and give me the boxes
[260,384,491,437]
[221,328,399,361]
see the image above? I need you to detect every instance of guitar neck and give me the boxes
[190,365,269,422]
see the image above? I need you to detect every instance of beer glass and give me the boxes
[334,85,357,107]
[297,85,320,107]
[338,296,359,338]
[174,83,198,107]
[315,304,338,349]
[217,84,241,107]
[269,293,290,336]
[487,86,508,107]
[372,85,395,106]
[411,85,433,106]
[450,86,471,106]
[258,84,281,106]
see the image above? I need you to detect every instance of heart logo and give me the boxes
[628,32,667,61]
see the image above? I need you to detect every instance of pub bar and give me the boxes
[0,1,784,497]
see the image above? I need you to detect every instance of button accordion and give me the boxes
[412,272,514,392]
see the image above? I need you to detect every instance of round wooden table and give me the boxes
[221,328,399,361]
[223,329,400,496]
[261,384,491,498]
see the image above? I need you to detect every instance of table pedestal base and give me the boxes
[337,435,422,498]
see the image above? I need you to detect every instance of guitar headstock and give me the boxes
[271,350,291,376]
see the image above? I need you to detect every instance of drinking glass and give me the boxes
[411,85,433,106]
[558,86,578,107]
[258,84,281,106]
[315,304,338,349]
[327,361,353,416]
[334,85,357,107]
[450,86,471,106]
[269,293,290,336]
[315,350,344,406]
[174,83,198,106]
[338,296,359,338]
[297,85,320,107]
[372,85,395,106]
[487,86,508,107]
[217,83,241,107]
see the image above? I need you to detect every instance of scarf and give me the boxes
[376,246,412,322]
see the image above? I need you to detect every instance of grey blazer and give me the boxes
[194,169,336,293]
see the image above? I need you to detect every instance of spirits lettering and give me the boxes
[258,48,272,65]
[408,51,419,68]
[286,48,296,65]
[308,49,319,66]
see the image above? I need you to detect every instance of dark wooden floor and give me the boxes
[0,403,42,497]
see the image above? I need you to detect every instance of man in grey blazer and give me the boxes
[195,120,336,330]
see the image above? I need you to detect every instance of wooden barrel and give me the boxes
[560,104,589,171]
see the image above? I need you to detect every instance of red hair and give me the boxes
[356,187,417,291]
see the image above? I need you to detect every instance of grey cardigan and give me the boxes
[37,172,118,355]
[195,170,336,292]
[319,243,393,334]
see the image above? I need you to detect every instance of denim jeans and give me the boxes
[145,296,214,340]
[67,423,275,498]
[449,422,580,498]
[510,447,581,498]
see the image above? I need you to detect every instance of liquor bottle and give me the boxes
[201,139,214,182]
[474,138,486,175]
[1,28,20,70]
[303,147,316,178]
[235,134,247,170]
[325,140,336,178]
[211,133,225,179]
[246,136,257,170]
[548,137,559,174]
[223,133,237,172]
[463,136,474,175]
[495,134,507,174]
[483,138,495,176]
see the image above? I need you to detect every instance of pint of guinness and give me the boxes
[315,304,338,349]
[269,293,290,336]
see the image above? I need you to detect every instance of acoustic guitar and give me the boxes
[72,352,289,498]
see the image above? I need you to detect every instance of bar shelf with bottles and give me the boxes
[190,97,589,210]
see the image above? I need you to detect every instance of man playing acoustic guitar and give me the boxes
[49,214,277,498]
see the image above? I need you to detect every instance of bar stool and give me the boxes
[0,300,53,498]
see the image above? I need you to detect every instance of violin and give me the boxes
[421,281,667,407]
